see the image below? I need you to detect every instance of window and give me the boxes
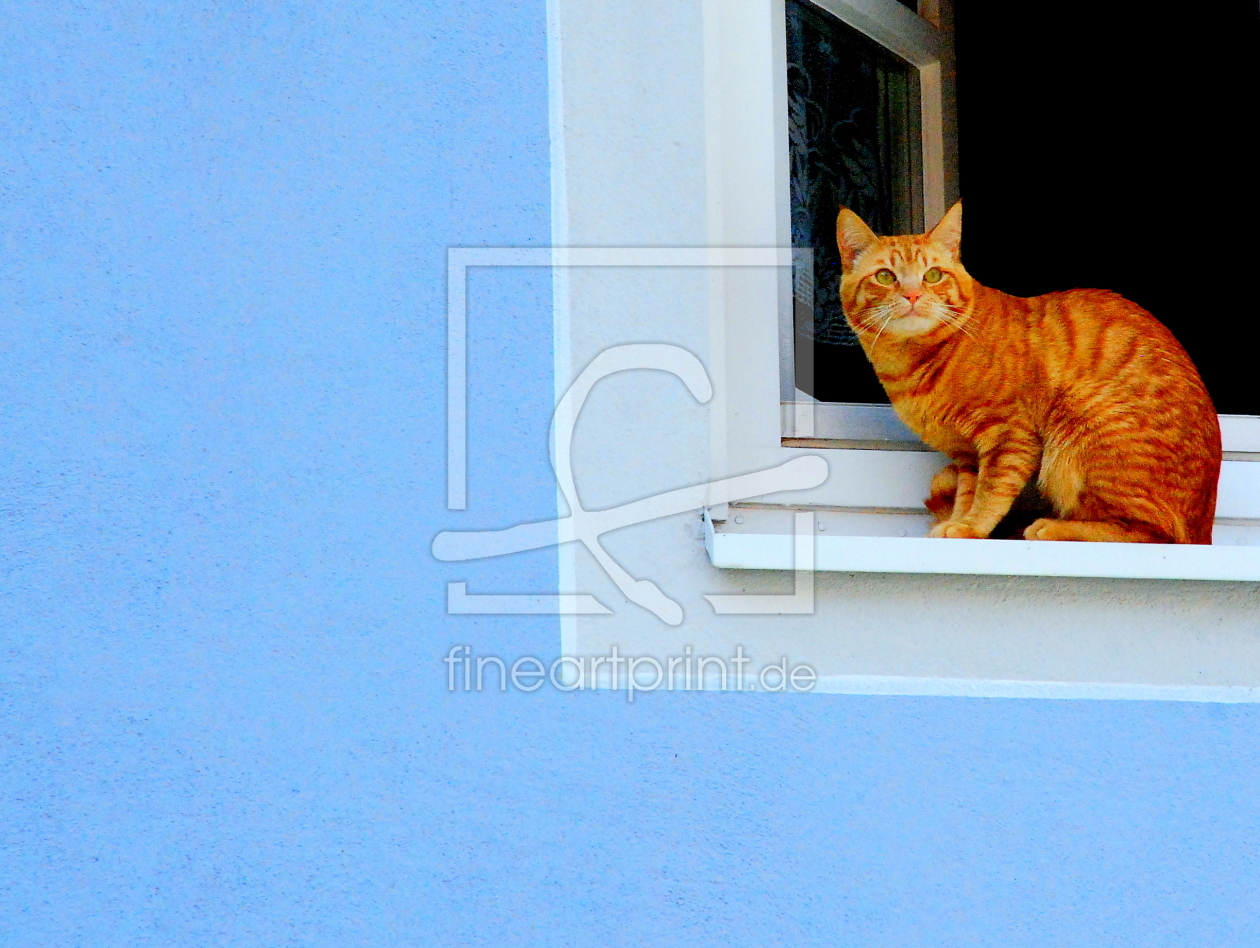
[703,0,1260,575]
[703,0,945,511]
[543,0,1260,695]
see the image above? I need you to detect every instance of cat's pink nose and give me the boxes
[904,289,923,304]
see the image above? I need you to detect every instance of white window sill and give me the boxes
[705,506,1260,582]
[782,401,1260,460]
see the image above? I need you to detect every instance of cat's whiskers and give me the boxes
[868,305,901,349]
[931,301,976,336]
[853,302,901,348]
[852,302,895,332]
[938,312,974,335]
[854,298,976,345]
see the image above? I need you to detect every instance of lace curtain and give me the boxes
[787,0,919,352]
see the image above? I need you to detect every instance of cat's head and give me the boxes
[836,201,974,343]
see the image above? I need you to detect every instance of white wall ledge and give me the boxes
[811,675,1260,703]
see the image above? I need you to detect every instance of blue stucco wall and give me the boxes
[2,2,1258,945]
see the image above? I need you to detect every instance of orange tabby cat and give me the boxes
[836,201,1220,543]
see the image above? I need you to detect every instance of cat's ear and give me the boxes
[836,207,879,271]
[928,200,963,258]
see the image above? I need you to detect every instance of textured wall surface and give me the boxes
[3,2,1260,946]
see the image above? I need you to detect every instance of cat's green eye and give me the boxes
[924,267,943,283]
[874,269,896,285]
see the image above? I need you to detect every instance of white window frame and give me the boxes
[701,0,1260,576]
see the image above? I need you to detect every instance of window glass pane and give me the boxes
[787,0,921,403]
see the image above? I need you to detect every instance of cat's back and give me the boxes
[1011,286,1203,391]
[1011,287,1220,543]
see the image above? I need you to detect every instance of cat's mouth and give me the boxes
[857,307,945,340]
[896,300,958,333]
[855,301,959,340]
[891,313,940,333]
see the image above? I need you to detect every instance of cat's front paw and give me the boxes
[928,521,983,539]
[1024,518,1057,541]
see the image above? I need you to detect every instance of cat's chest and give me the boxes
[893,396,975,455]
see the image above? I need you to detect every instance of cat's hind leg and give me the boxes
[1023,519,1171,543]
[1034,452,1183,543]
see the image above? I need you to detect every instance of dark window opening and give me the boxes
[791,0,1260,415]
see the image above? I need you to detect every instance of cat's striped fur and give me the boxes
[836,201,1220,543]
